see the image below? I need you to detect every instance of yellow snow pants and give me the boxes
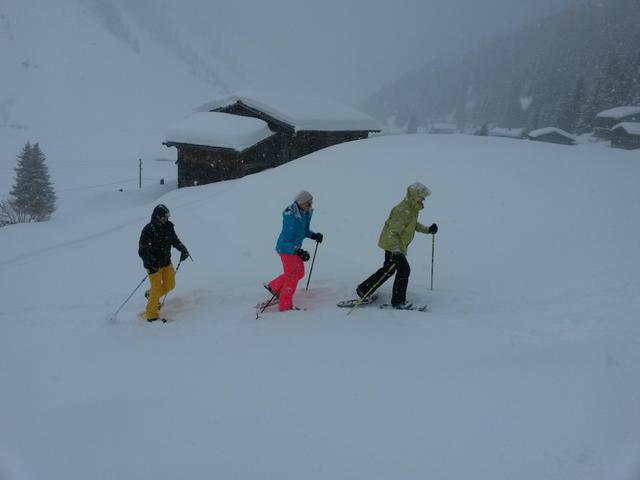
[146,264,176,319]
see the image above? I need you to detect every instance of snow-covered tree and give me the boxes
[556,75,586,133]
[501,79,527,128]
[627,52,640,104]
[0,199,29,227]
[9,142,56,222]
[406,115,417,134]
[579,53,626,133]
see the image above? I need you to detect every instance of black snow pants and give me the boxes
[357,250,410,306]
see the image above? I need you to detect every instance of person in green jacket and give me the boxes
[356,182,438,308]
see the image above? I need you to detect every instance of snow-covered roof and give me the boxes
[596,106,640,119]
[193,91,381,133]
[165,112,274,151]
[528,127,575,140]
[611,122,640,135]
[489,127,524,138]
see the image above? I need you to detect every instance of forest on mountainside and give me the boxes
[362,0,640,133]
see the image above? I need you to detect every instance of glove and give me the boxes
[294,248,311,262]
[390,251,405,263]
[147,265,159,274]
[310,232,323,243]
[180,250,190,262]
[428,223,438,234]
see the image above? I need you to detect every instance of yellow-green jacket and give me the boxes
[378,185,430,255]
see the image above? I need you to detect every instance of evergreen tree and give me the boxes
[501,79,527,127]
[406,115,417,134]
[598,53,626,108]
[622,51,640,104]
[556,75,586,133]
[528,103,542,132]
[9,142,57,222]
[453,84,469,132]
[578,53,627,133]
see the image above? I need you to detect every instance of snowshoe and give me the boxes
[379,302,428,312]
[337,293,379,308]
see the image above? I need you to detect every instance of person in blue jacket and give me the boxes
[265,190,323,311]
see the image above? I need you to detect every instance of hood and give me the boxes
[405,182,431,209]
[151,204,170,221]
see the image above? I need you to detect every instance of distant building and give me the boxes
[527,127,575,146]
[474,123,490,136]
[165,92,380,187]
[610,122,640,150]
[488,127,526,139]
[428,123,457,134]
[593,106,640,138]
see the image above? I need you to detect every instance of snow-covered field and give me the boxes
[1,133,639,480]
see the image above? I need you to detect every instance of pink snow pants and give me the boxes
[268,253,305,311]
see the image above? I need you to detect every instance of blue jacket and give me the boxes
[275,202,315,254]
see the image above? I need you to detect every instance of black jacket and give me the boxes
[138,218,187,270]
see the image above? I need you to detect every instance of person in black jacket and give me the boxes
[138,204,189,322]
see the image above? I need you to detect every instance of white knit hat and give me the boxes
[295,190,313,204]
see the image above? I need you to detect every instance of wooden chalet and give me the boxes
[610,122,640,150]
[527,127,575,146]
[164,112,279,187]
[593,106,640,138]
[165,92,380,187]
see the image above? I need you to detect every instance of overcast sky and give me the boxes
[167,0,577,104]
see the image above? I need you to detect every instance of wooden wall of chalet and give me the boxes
[175,135,289,187]
[176,145,242,188]
[216,103,291,133]
[241,134,289,175]
[291,131,368,159]
[611,130,640,150]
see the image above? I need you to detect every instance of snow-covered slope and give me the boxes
[0,0,231,197]
[1,133,639,480]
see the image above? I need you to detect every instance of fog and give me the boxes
[164,0,577,103]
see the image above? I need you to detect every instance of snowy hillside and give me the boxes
[1,133,639,480]
[0,0,233,197]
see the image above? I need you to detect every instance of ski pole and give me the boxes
[347,261,397,316]
[159,259,183,311]
[257,287,280,319]
[111,274,148,319]
[430,233,435,291]
[305,242,320,291]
